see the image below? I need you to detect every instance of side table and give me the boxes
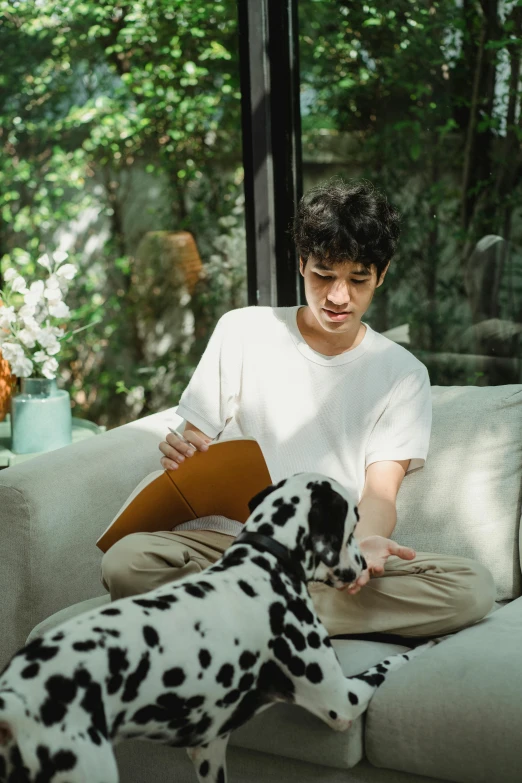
[0,414,106,468]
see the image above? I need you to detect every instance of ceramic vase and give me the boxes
[10,377,72,454]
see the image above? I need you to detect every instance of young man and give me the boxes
[102,179,495,638]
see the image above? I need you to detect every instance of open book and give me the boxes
[96,437,272,553]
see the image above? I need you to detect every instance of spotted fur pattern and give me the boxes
[0,472,434,783]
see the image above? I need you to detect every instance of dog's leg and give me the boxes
[295,640,435,730]
[186,734,230,783]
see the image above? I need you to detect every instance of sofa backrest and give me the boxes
[393,385,522,601]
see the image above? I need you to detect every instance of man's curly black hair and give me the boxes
[293,178,401,280]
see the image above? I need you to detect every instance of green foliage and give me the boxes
[0,0,244,426]
[299,0,522,374]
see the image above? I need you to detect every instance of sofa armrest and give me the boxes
[0,407,184,669]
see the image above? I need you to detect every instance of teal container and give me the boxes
[10,377,72,454]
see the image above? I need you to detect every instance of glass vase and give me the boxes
[10,377,72,454]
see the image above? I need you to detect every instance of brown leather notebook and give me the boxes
[96,438,272,553]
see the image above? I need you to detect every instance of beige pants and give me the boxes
[100,529,496,638]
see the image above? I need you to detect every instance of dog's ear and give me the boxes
[248,478,287,514]
[307,480,348,567]
[248,484,278,514]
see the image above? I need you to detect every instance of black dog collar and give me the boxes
[234,531,307,583]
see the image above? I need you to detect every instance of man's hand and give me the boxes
[340,535,416,595]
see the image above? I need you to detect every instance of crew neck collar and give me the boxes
[283,306,374,366]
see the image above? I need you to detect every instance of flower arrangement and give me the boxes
[0,251,78,379]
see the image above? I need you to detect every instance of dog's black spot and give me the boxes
[306,663,323,684]
[272,637,292,668]
[329,710,337,719]
[163,667,185,687]
[307,632,321,648]
[143,626,160,648]
[122,652,151,702]
[80,680,108,742]
[222,688,241,705]
[199,760,210,777]
[251,554,271,573]
[217,766,225,783]
[218,689,268,735]
[268,602,285,636]
[36,744,77,781]
[288,655,306,678]
[18,638,59,663]
[184,584,207,599]
[348,691,359,705]
[106,647,130,695]
[100,607,122,616]
[72,640,97,652]
[199,649,212,669]
[257,523,274,537]
[239,650,257,670]
[238,580,257,598]
[239,672,255,691]
[40,675,78,727]
[284,623,306,651]
[288,598,315,625]
[110,709,127,738]
[354,671,385,687]
[291,496,300,503]
[92,627,120,638]
[254,513,263,521]
[216,664,234,688]
[51,632,64,642]
[133,598,171,611]
[21,662,40,679]
[271,502,296,527]
[323,636,332,648]
[258,660,295,701]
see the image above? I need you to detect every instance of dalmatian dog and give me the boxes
[0,472,434,783]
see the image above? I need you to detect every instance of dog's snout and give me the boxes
[333,567,356,584]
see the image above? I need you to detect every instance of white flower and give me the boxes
[23,281,45,308]
[11,276,28,294]
[17,329,38,349]
[38,328,61,355]
[33,350,48,363]
[0,305,17,329]
[41,357,58,379]
[53,250,68,264]
[37,254,52,270]
[3,268,18,283]
[48,301,70,318]
[44,282,63,307]
[11,356,33,378]
[18,304,37,321]
[55,263,77,281]
[0,342,25,362]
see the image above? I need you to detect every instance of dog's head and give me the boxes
[246,472,366,588]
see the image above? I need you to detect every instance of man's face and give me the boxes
[299,256,388,335]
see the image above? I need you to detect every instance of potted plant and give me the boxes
[0,250,84,453]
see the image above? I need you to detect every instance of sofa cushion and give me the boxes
[394,385,522,600]
[25,598,411,770]
[365,597,522,783]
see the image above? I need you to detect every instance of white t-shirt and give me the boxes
[175,305,432,535]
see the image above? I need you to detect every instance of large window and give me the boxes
[299,0,522,385]
[0,0,247,427]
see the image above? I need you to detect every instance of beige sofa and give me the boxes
[1,385,521,783]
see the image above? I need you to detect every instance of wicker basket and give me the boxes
[0,348,16,422]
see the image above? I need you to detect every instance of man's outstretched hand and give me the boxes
[339,535,416,595]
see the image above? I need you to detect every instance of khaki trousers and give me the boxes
[100,529,496,638]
